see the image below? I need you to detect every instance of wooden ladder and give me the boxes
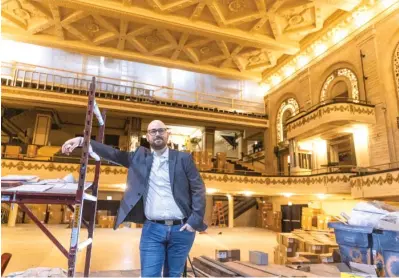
[211,201,226,227]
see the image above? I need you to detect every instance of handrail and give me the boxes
[286,97,374,124]
[2,61,265,114]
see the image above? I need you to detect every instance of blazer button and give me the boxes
[138,193,142,196]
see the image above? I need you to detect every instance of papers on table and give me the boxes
[4,182,92,193]
[1,175,39,182]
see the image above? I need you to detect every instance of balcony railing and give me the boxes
[1,62,265,117]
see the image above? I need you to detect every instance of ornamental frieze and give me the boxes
[350,172,399,190]
[287,103,375,132]
[1,160,128,175]
[201,172,350,185]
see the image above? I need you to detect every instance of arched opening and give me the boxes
[394,42,399,102]
[320,68,359,102]
[330,80,349,99]
[282,109,293,142]
[276,98,299,144]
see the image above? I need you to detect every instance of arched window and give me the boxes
[320,68,359,101]
[276,98,299,143]
[394,43,399,101]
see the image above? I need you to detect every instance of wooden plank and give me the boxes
[224,262,275,277]
[201,256,247,277]
[193,257,237,277]
[236,261,318,277]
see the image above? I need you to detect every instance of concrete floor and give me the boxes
[1,224,278,276]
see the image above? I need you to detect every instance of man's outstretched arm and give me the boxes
[62,137,132,168]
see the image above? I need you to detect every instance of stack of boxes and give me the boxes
[301,208,333,231]
[260,207,282,232]
[274,230,339,265]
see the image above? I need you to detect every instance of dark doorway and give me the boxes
[281,204,308,233]
[104,134,120,148]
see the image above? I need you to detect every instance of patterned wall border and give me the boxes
[201,173,351,186]
[350,172,399,190]
[287,103,375,133]
[2,160,352,186]
[1,160,128,175]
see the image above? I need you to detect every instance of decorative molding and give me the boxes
[320,68,359,101]
[1,160,128,175]
[287,103,375,133]
[277,97,299,143]
[201,172,351,185]
[394,42,399,102]
[350,172,399,189]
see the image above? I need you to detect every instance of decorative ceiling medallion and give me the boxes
[288,14,304,26]
[200,46,211,54]
[13,8,30,20]
[145,30,160,44]
[85,22,100,33]
[249,55,261,64]
[228,0,246,12]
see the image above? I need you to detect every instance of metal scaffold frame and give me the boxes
[1,77,106,277]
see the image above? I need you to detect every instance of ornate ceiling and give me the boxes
[1,0,360,80]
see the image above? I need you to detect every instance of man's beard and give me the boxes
[150,137,166,150]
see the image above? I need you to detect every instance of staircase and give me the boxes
[1,117,29,144]
[227,160,262,176]
[213,196,258,225]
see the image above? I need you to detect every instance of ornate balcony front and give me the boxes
[351,162,399,199]
[1,159,352,196]
[286,99,375,140]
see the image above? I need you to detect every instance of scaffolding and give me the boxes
[1,77,106,277]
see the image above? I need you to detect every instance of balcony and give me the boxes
[286,98,375,140]
[1,158,353,196]
[1,62,268,128]
[351,162,399,199]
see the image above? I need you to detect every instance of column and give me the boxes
[204,196,214,226]
[227,194,234,228]
[7,204,19,227]
[263,128,275,174]
[204,127,216,156]
[127,117,141,151]
[32,113,52,146]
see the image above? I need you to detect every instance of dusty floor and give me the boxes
[1,224,278,276]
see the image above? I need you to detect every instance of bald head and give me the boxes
[147,120,167,130]
[146,120,169,150]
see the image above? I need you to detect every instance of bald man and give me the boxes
[62,120,207,277]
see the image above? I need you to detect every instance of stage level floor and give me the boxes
[1,225,277,276]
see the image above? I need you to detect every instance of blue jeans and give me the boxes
[140,220,196,277]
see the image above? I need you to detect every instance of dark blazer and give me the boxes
[91,141,207,231]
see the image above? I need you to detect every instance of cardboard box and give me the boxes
[296,252,320,263]
[286,257,311,265]
[280,233,298,248]
[319,253,334,263]
[249,251,268,265]
[304,241,330,254]
[215,249,240,262]
[281,245,297,257]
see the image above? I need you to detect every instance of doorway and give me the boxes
[281,204,308,233]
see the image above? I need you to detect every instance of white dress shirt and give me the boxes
[144,147,185,220]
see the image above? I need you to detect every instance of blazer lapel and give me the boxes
[145,150,153,181]
[169,149,177,191]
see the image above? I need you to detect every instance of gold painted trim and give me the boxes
[287,103,375,133]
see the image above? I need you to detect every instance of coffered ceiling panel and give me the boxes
[1,0,360,80]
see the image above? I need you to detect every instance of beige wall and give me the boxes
[265,9,399,170]
[234,206,258,227]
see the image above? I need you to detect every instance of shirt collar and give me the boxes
[151,146,169,159]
